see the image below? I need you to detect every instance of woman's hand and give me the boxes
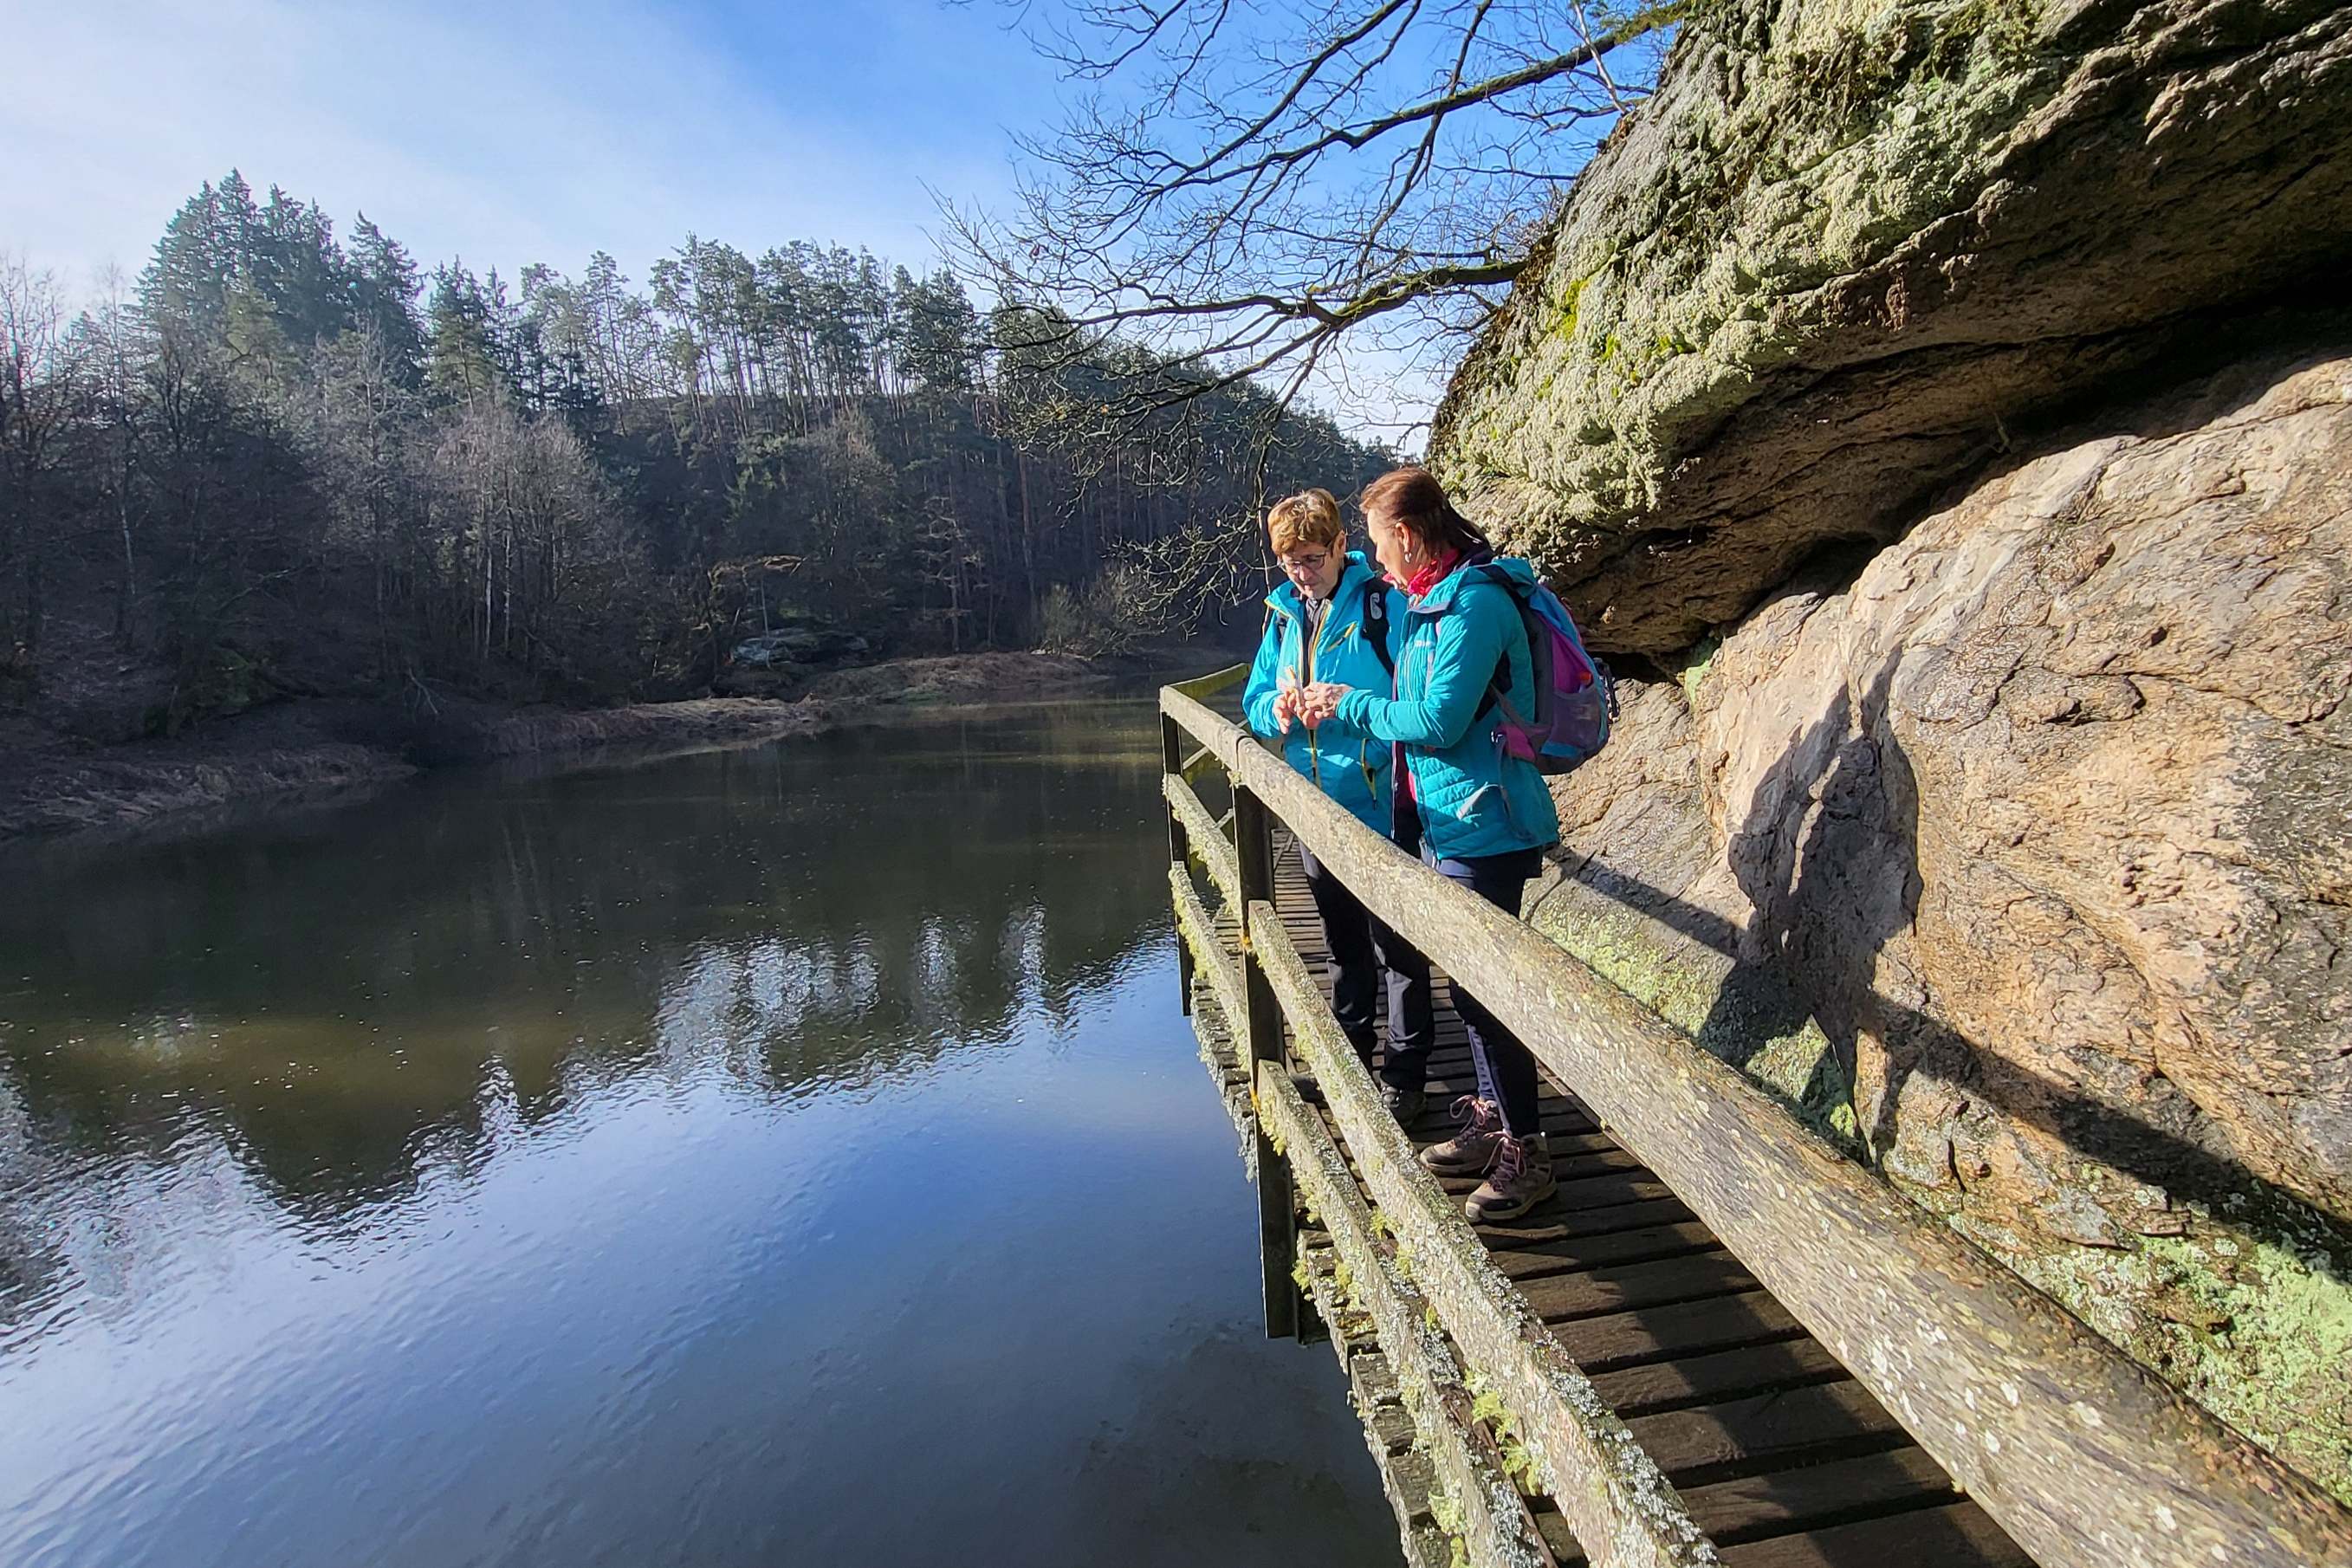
[1299,683,1350,726]
[1271,687,1302,734]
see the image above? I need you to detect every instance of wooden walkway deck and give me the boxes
[1189,839,2031,1568]
[1163,664,2352,1568]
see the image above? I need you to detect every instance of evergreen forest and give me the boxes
[0,172,1390,727]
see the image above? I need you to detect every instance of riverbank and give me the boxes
[0,651,1131,845]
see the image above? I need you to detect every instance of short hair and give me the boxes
[1361,467,1490,556]
[1267,489,1345,556]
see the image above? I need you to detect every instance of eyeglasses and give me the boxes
[1279,552,1331,573]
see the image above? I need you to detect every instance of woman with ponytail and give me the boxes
[1299,468,1561,1222]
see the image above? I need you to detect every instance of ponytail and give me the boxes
[1360,467,1491,558]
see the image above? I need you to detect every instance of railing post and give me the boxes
[1234,781,1299,1339]
[1160,709,1195,1015]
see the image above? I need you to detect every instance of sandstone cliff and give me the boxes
[1435,0,2352,653]
[1429,0,2352,1505]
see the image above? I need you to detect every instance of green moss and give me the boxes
[1549,276,1589,347]
[1675,633,1721,709]
[1925,0,2043,77]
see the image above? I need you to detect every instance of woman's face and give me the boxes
[1276,538,1344,600]
[1364,507,1415,583]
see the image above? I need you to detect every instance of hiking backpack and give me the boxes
[1477,564,1614,774]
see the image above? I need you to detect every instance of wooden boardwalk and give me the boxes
[1189,841,2030,1568]
[1161,664,2352,1568]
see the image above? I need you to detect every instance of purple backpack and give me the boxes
[1477,564,1614,774]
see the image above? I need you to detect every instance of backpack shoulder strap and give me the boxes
[1363,584,1395,678]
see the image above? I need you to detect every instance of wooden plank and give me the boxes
[1163,774,1241,915]
[1481,1221,1725,1283]
[1626,1381,1911,1487]
[1544,1454,1975,1568]
[1714,1502,2031,1568]
[1519,1253,1761,1325]
[1474,1197,1699,1248]
[1674,1448,1959,1544]
[1259,1064,1553,1568]
[1549,1290,1807,1373]
[1189,697,2352,1568]
[1250,901,1718,1568]
[1590,1338,1851,1419]
[1168,866,1247,1049]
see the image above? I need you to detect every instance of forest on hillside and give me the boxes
[0,172,1389,729]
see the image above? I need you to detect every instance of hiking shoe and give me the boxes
[1464,1133,1555,1224]
[1379,1084,1426,1126]
[1419,1096,1506,1176]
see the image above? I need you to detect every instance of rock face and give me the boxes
[1429,0,2352,1500]
[1433,0,2352,654]
[1526,347,2352,1497]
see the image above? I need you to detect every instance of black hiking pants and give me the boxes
[1299,843,1435,1091]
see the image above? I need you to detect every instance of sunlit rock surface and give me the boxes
[1434,0,2352,653]
[1524,348,2352,1498]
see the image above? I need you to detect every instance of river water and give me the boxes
[0,703,1400,1568]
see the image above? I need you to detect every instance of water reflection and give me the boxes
[0,703,1401,1568]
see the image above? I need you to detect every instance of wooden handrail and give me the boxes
[1256,1058,1552,1568]
[1170,661,1249,701]
[1157,681,2352,1568]
[1168,865,1247,1042]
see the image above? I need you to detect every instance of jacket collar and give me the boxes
[1403,546,1492,615]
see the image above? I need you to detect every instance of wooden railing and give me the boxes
[1158,666,2352,1568]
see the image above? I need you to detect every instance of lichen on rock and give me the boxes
[1517,347,2352,1498]
[1433,0,2352,653]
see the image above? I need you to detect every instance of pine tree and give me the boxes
[348,216,427,387]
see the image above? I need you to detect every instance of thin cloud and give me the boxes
[2,0,1039,289]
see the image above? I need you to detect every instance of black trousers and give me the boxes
[1376,808,1545,1137]
[1298,844,1435,1091]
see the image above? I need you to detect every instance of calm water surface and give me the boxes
[0,703,1399,1568]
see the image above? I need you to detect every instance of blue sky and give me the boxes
[6,0,1572,435]
[4,0,1057,293]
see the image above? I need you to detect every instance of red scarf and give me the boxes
[1396,547,1460,602]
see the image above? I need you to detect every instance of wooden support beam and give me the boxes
[1251,899,1718,1568]
[1157,682,2352,1568]
[1234,782,1298,1340]
[1256,1062,1552,1568]
[1161,714,1195,1014]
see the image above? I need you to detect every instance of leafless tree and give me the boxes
[949,0,1681,436]
[0,256,76,657]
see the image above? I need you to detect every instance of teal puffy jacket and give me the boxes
[1333,555,1561,860]
[1243,553,1403,832]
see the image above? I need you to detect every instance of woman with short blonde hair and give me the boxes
[1265,488,1344,557]
[1241,488,1431,1125]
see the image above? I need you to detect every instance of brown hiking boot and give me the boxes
[1464,1132,1555,1223]
[1419,1096,1506,1176]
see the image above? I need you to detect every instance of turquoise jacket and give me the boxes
[1334,555,1561,860]
[1243,553,1403,832]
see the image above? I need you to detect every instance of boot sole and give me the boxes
[1465,1176,1558,1223]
